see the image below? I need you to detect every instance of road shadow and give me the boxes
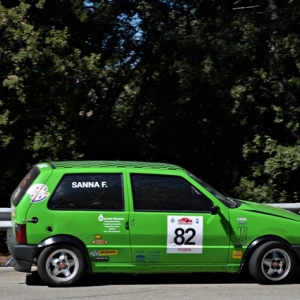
[76,272,257,286]
[26,266,300,287]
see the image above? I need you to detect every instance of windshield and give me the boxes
[188,172,237,208]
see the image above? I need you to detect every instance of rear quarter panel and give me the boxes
[11,166,53,236]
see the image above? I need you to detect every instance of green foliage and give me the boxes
[1,0,300,206]
[0,0,108,202]
[236,136,300,202]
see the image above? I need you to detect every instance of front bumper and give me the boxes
[6,228,38,272]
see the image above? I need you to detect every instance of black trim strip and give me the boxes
[49,161,56,169]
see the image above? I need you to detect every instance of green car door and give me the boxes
[126,171,231,267]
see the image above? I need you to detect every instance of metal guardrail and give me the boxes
[0,208,12,232]
[1,203,300,231]
[267,203,300,214]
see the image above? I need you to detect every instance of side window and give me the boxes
[131,174,212,212]
[48,174,123,210]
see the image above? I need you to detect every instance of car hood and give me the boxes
[236,199,300,222]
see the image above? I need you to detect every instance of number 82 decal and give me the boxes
[174,228,196,245]
[167,216,203,254]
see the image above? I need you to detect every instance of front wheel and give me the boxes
[249,241,296,284]
[37,244,86,287]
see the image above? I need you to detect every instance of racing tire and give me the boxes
[37,243,86,287]
[248,241,296,284]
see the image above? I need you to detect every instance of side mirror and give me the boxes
[211,206,220,215]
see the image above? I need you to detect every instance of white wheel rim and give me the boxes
[45,248,80,283]
[260,248,291,281]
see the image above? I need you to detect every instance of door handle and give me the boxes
[23,217,38,224]
[125,221,129,230]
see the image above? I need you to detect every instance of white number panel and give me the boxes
[167,216,203,254]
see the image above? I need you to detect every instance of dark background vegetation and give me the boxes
[1,0,300,207]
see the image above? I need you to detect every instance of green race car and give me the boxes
[7,161,300,286]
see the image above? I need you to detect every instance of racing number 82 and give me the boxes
[174,228,196,245]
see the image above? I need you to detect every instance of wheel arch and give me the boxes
[37,234,92,273]
[238,235,297,274]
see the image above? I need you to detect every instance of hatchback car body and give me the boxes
[7,161,300,286]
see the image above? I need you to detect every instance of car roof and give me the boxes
[49,161,184,171]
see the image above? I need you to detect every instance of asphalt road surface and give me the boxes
[1,267,300,300]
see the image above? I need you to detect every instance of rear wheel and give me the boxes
[249,241,296,284]
[37,244,85,287]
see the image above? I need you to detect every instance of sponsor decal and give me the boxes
[13,187,21,199]
[167,216,203,254]
[178,217,193,225]
[27,184,50,203]
[94,234,102,239]
[234,242,248,246]
[37,163,48,168]
[99,250,118,256]
[237,217,247,225]
[135,251,161,263]
[178,248,192,252]
[98,214,124,233]
[92,240,108,244]
[72,181,107,188]
[136,255,145,262]
[98,214,124,222]
[21,174,31,187]
[91,256,109,262]
[90,250,118,256]
[237,226,248,242]
[232,250,243,259]
[146,251,161,262]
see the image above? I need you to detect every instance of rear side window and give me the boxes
[11,166,41,206]
[48,174,124,210]
[131,174,212,212]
